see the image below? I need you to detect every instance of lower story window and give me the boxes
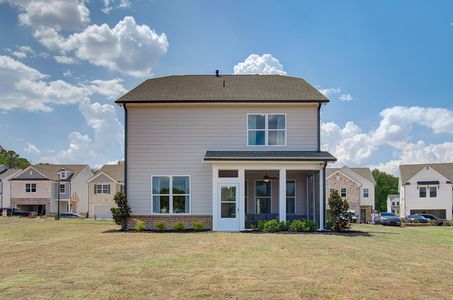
[286,180,296,214]
[340,188,347,198]
[152,176,190,214]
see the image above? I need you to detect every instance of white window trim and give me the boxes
[26,183,36,193]
[151,175,191,215]
[363,188,369,198]
[59,183,66,194]
[244,180,248,214]
[419,186,427,198]
[247,113,287,147]
[429,186,437,198]
[340,187,347,198]
[254,179,272,214]
[96,183,111,194]
[286,179,296,214]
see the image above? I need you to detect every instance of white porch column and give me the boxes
[239,168,245,230]
[319,167,325,230]
[211,165,218,231]
[279,168,287,222]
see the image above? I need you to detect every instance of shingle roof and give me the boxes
[387,194,399,201]
[326,167,376,184]
[116,75,328,103]
[0,168,20,180]
[399,163,453,184]
[97,164,124,182]
[204,151,336,161]
[32,164,88,181]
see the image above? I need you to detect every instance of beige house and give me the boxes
[116,74,337,231]
[387,194,400,215]
[9,164,92,216]
[0,168,21,209]
[326,166,375,223]
[87,164,124,219]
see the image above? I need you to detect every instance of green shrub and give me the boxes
[174,221,185,231]
[325,220,333,230]
[192,221,204,231]
[444,220,453,227]
[257,219,265,231]
[262,219,281,233]
[302,220,317,232]
[155,221,166,231]
[110,192,131,231]
[328,190,351,232]
[135,219,146,232]
[289,220,304,232]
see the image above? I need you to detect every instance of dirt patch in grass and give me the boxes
[1,218,453,299]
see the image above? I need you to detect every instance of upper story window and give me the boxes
[329,188,337,196]
[363,188,369,198]
[340,188,347,198]
[60,171,67,180]
[152,176,190,214]
[247,114,286,146]
[25,183,36,193]
[95,184,110,194]
[59,184,65,194]
[419,186,426,198]
[429,186,437,198]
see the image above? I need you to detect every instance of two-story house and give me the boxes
[10,164,93,216]
[87,164,124,219]
[116,74,336,231]
[387,194,400,215]
[0,167,21,209]
[326,166,375,223]
[399,163,453,220]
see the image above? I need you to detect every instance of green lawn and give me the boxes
[1,218,453,299]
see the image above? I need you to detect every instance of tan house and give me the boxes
[116,74,337,231]
[87,164,124,219]
[10,164,92,216]
[326,166,375,223]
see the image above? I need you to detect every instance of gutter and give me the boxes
[124,104,128,197]
[317,103,321,152]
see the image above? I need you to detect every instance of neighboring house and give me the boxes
[116,74,337,231]
[87,164,124,219]
[399,163,453,220]
[0,168,21,209]
[387,194,400,215]
[326,166,376,223]
[9,164,93,216]
[0,145,4,154]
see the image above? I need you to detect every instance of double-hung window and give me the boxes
[340,188,347,198]
[59,184,65,194]
[429,186,437,198]
[286,180,296,214]
[95,184,110,194]
[152,176,190,214]
[419,186,426,198]
[25,183,36,193]
[363,188,369,198]
[248,114,286,146]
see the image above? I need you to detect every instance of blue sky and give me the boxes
[0,0,452,173]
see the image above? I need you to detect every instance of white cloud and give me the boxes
[34,16,168,77]
[102,0,130,14]
[0,55,126,111]
[40,98,123,165]
[322,106,453,175]
[24,143,40,154]
[318,88,340,97]
[6,45,35,59]
[339,93,353,102]
[233,54,287,75]
[54,55,76,64]
[63,69,72,77]
[4,0,89,30]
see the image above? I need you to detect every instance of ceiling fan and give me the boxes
[263,170,278,182]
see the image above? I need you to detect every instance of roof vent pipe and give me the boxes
[215,70,220,77]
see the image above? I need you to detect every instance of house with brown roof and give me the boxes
[9,164,93,216]
[116,74,336,231]
[326,166,376,223]
[0,167,22,209]
[399,163,453,220]
[87,164,124,219]
[387,194,400,215]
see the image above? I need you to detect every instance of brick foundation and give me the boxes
[128,215,212,230]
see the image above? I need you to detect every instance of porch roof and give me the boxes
[204,151,336,162]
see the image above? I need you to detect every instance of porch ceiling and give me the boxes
[204,151,336,162]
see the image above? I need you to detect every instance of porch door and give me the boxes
[217,183,240,231]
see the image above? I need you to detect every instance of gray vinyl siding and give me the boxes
[127,105,319,216]
[15,168,47,180]
[58,182,70,199]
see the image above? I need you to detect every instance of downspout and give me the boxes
[317,103,321,152]
[323,161,327,229]
[124,104,128,197]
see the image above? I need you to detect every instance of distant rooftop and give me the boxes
[116,75,328,104]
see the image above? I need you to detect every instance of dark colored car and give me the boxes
[59,212,81,218]
[379,212,401,226]
[421,214,444,226]
[406,214,429,223]
[349,210,358,223]
[8,208,37,217]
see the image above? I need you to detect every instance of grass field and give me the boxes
[1,218,453,299]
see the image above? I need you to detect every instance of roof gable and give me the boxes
[116,75,328,104]
[399,163,453,184]
[13,166,49,180]
[326,166,375,185]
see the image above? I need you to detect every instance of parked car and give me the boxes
[407,214,430,224]
[8,208,37,217]
[420,214,444,226]
[348,210,358,223]
[379,212,401,226]
[59,212,81,218]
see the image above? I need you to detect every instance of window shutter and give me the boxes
[94,184,97,194]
